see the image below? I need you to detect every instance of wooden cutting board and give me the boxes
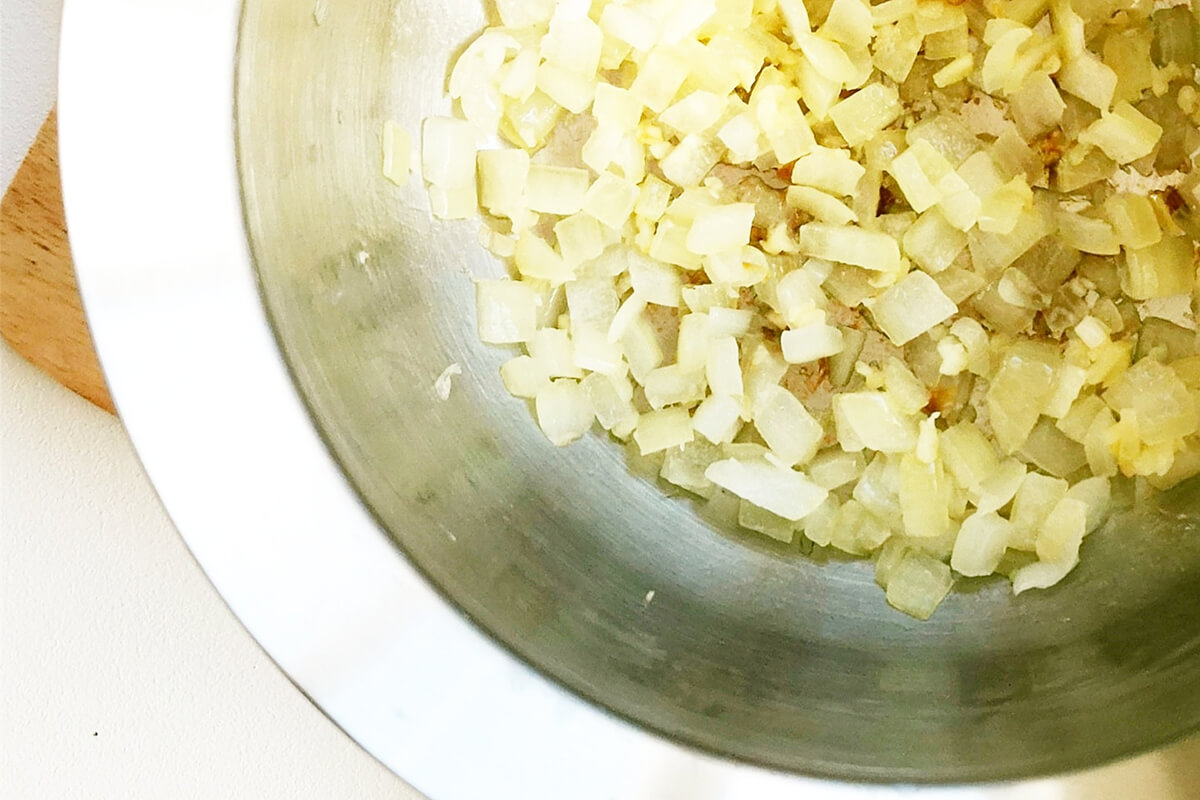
[1,111,114,413]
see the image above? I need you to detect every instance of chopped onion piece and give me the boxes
[885,553,953,620]
[951,511,1014,576]
[753,385,824,466]
[1055,210,1120,256]
[1104,193,1162,250]
[554,214,605,268]
[659,134,725,187]
[1012,558,1077,595]
[660,440,719,498]
[598,3,660,51]
[1045,364,1088,419]
[986,340,1060,453]
[981,27,1034,95]
[525,165,590,215]
[541,8,602,77]
[868,271,957,346]
[702,246,769,287]
[1065,476,1111,534]
[932,54,974,90]
[795,33,857,86]
[1078,102,1163,165]
[1121,237,1195,300]
[635,175,673,222]
[903,208,967,274]
[791,148,867,196]
[752,83,816,163]
[705,336,744,397]
[620,313,664,383]
[686,203,756,255]
[900,454,951,539]
[633,407,694,455]
[427,183,478,220]
[631,46,691,113]
[692,394,744,444]
[1058,53,1117,111]
[478,149,530,218]
[536,62,597,114]
[705,458,828,522]
[707,306,754,339]
[874,17,923,83]
[773,270,826,324]
[422,116,478,187]
[593,83,643,130]
[717,113,763,164]
[781,321,844,364]
[776,0,812,42]
[628,255,682,307]
[536,379,594,446]
[1009,472,1069,551]
[476,280,540,344]
[809,449,867,490]
[786,186,857,225]
[528,327,582,379]
[500,90,563,149]
[833,392,918,453]
[821,0,875,51]
[515,232,573,285]
[660,91,726,135]
[888,146,942,213]
[1011,73,1065,139]
[643,365,706,409]
[572,328,625,375]
[1036,497,1087,565]
[829,84,903,147]
[1104,359,1198,446]
[738,500,796,543]
[382,121,412,186]
[675,312,710,373]
[501,355,550,399]
[797,223,902,272]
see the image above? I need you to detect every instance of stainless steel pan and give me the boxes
[59,0,1200,796]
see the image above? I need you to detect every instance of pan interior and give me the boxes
[235,0,1200,782]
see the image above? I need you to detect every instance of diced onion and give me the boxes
[951,511,1013,576]
[705,458,828,522]
[885,552,953,620]
[692,394,744,444]
[535,379,594,446]
[828,84,903,147]
[525,165,590,215]
[686,203,756,255]
[421,117,477,186]
[425,0,1194,621]
[754,385,824,466]
[833,392,918,453]
[797,223,902,273]
[634,407,694,454]
[868,272,958,346]
[476,280,540,344]
[781,320,844,364]
[382,121,412,186]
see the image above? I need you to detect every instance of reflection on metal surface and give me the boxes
[236,0,1200,783]
[58,0,1200,796]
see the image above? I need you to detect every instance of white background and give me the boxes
[3,1,1200,798]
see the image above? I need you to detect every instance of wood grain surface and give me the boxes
[1,111,115,413]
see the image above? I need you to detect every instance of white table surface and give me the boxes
[4,2,1200,799]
